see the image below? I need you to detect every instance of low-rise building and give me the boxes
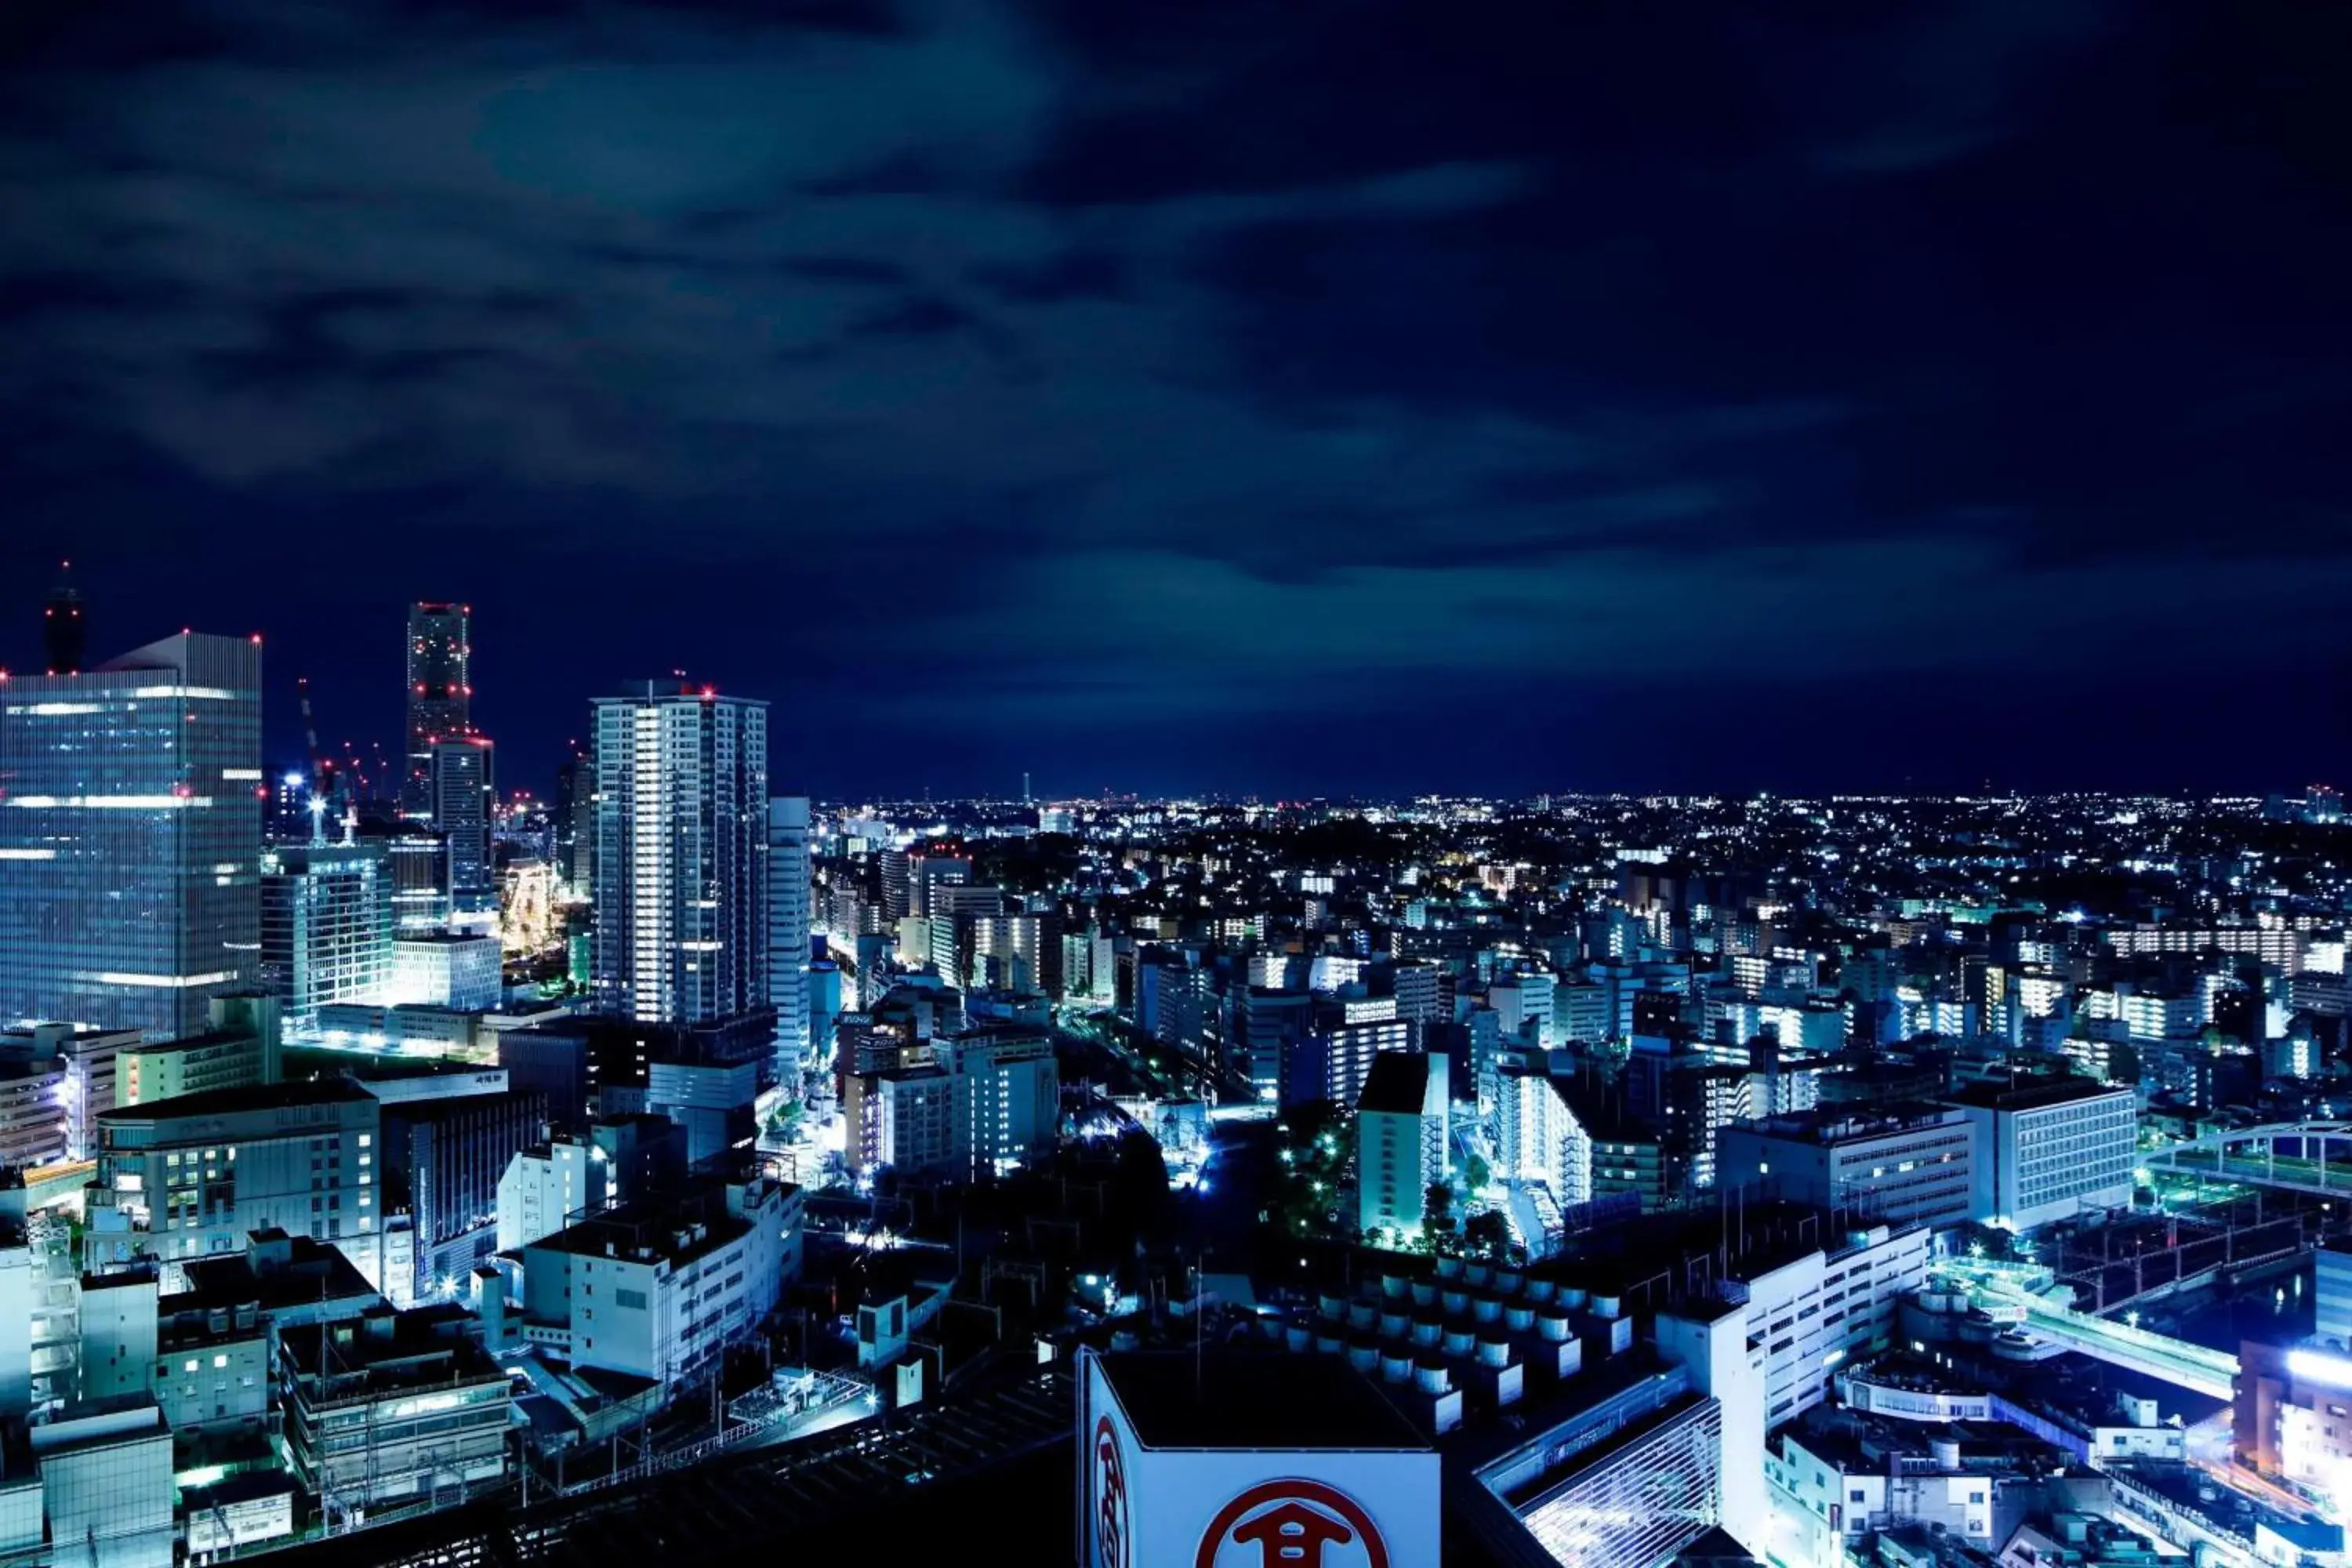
[1718,1103,1978,1229]
[1766,1408,2061,1561]
[516,1177,802,1388]
[1948,1078,2136,1231]
[85,1080,381,1274]
[279,1307,513,1524]
[118,993,281,1109]
[175,1227,385,1337]
[387,933,502,1013]
[0,1022,136,1162]
[497,1134,613,1251]
[154,1293,271,1438]
[28,1395,176,1568]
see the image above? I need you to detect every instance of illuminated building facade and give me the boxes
[1493,1060,1594,1206]
[1951,1077,2136,1230]
[430,734,496,914]
[358,820,451,931]
[401,602,470,819]
[768,796,812,1080]
[260,840,394,1020]
[0,632,263,1042]
[1718,1104,1978,1229]
[2238,1343,2352,1508]
[87,1080,381,1266]
[1465,1367,1726,1568]
[280,1308,514,1521]
[591,682,769,1025]
[1356,1048,1448,1243]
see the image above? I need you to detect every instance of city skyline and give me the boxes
[5,4,2350,799]
[16,7,2352,1566]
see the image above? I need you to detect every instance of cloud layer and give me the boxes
[4,0,2350,794]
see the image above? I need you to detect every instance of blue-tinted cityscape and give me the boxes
[4,582,2352,1567]
[7,4,2352,1566]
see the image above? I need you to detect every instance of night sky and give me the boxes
[5,2,2350,801]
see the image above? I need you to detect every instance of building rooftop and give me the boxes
[1731,1102,1965,1143]
[129,1022,266,1056]
[1357,1050,1433,1116]
[97,1076,376,1124]
[1945,1076,2127,1112]
[281,1305,507,1398]
[521,1177,776,1272]
[1098,1350,1428,1452]
[174,1231,381,1317]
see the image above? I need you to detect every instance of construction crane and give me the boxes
[297,677,325,797]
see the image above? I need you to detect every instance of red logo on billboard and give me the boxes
[1195,1479,1391,1568]
[1093,1415,1133,1568]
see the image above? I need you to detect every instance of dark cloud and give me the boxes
[2,0,2348,797]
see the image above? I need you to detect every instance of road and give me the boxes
[1940,1259,2239,1400]
[2155,1148,2352,1200]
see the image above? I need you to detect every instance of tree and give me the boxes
[1464,1154,1491,1196]
[1462,1209,1512,1263]
[1424,1182,1457,1239]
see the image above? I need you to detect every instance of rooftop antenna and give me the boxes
[43,558,85,675]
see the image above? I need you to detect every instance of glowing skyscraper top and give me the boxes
[403,602,470,818]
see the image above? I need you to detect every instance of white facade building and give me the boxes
[857,1029,1059,1177]
[497,1136,613,1252]
[1726,1222,1932,1429]
[516,1178,802,1388]
[86,1080,381,1271]
[1493,1062,1592,1207]
[1356,1051,1448,1243]
[1490,972,1556,1050]
[260,841,394,1021]
[1951,1078,2136,1231]
[387,933,501,1012]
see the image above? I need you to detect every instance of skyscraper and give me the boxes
[591,681,769,1025]
[551,745,592,893]
[768,796,811,1083]
[403,602,470,818]
[0,632,263,1040]
[430,733,495,913]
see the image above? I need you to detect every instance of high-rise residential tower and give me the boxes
[402,602,470,818]
[591,681,769,1025]
[0,631,263,1040]
[768,796,812,1083]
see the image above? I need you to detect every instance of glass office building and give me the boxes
[0,632,264,1041]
